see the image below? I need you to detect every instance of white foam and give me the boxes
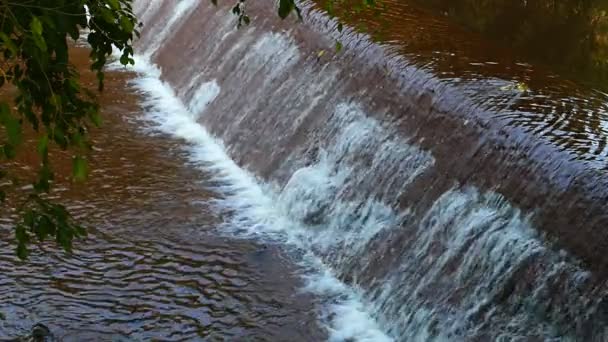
[139,0,198,58]
[364,187,599,340]
[187,81,221,116]
[126,56,393,341]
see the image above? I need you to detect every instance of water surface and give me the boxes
[0,48,324,341]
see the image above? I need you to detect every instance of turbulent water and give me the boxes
[123,0,608,340]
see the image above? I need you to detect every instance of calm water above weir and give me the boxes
[324,0,608,168]
[412,0,608,89]
[0,48,324,340]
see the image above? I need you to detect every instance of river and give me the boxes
[3,0,608,340]
[0,47,325,341]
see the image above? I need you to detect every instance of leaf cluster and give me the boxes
[0,0,138,258]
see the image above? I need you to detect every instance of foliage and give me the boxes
[0,0,138,258]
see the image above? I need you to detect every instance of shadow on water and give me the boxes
[325,0,608,168]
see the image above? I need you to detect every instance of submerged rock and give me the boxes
[3,324,53,342]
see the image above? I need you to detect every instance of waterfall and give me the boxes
[125,0,608,340]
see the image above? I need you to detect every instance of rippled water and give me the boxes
[320,0,608,167]
[0,48,324,341]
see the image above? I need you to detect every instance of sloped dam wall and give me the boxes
[130,0,608,339]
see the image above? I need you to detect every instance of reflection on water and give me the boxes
[328,0,608,169]
[0,48,323,340]
[414,0,608,89]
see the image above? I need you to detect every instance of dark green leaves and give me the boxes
[232,3,241,15]
[0,0,138,259]
[88,108,103,127]
[34,164,53,193]
[0,104,22,148]
[30,17,48,52]
[278,0,301,20]
[231,0,252,28]
[335,41,343,53]
[72,156,88,182]
[120,16,135,33]
[108,0,121,10]
[2,144,16,159]
[15,198,87,259]
[37,135,49,157]
[0,33,18,56]
[30,17,43,36]
[0,103,21,160]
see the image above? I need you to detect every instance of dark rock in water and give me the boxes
[3,324,53,342]
[30,324,52,342]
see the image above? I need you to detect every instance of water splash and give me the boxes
[127,57,393,341]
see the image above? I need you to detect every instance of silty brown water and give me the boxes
[0,47,325,341]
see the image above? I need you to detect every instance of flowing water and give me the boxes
[0,48,325,341]
[129,0,608,340]
[3,0,608,341]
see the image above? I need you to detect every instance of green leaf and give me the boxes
[108,0,120,10]
[15,224,29,259]
[120,16,134,33]
[325,0,334,16]
[3,144,16,159]
[34,164,53,193]
[337,23,343,32]
[278,0,295,19]
[33,35,48,52]
[37,135,49,157]
[98,7,117,23]
[30,17,43,36]
[0,103,20,146]
[16,242,28,260]
[335,41,343,53]
[120,53,130,65]
[53,126,68,149]
[88,109,102,127]
[23,211,34,227]
[72,156,88,182]
[0,33,18,55]
[35,215,53,241]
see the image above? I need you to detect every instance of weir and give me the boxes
[130,0,608,340]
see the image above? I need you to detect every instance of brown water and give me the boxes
[0,48,324,341]
[323,0,608,167]
[411,0,608,90]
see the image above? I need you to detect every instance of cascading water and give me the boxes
[125,0,608,340]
